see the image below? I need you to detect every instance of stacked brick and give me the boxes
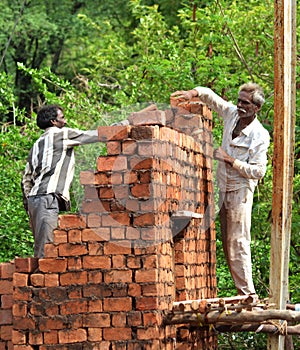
[0,261,15,350]
[0,99,217,349]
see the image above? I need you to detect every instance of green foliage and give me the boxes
[0,117,38,262]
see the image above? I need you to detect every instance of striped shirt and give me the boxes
[22,126,99,206]
[194,87,270,192]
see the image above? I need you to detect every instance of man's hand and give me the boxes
[213,147,235,166]
[170,89,198,100]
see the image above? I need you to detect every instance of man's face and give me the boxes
[52,109,67,128]
[237,91,260,119]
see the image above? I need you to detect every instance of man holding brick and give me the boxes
[22,105,100,258]
[171,83,270,298]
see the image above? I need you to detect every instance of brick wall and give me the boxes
[0,100,217,349]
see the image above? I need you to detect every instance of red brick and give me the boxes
[127,311,142,326]
[104,270,132,283]
[87,242,104,255]
[44,274,59,287]
[13,287,32,301]
[84,185,99,199]
[97,125,130,141]
[44,243,58,258]
[128,110,165,126]
[142,284,158,296]
[58,214,87,229]
[87,213,102,227]
[88,299,103,312]
[13,273,28,287]
[29,303,44,316]
[102,212,130,226]
[53,230,68,244]
[43,331,58,344]
[11,330,26,345]
[0,263,15,279]
[104,242,131,255]
[67,256,83,270]
[0,325,12,341]
[1,294,13,309]
[137,326,160,340]
[131,183,151,198]
[99,187,114,199]
[14,258,38,273]
[60,300,88,315]
[81,199,107,213]
[60,271,87,286]
[0,280,13,294]
[103,327,132,341]
[128,283,142,297]
[143,312,162,326]
[80,171,96,185]
[83,284,112,298]
[111,255,125,268]
[39,258,67,273]
[126,227,141,240]
[130,126,159,140]
[122,140,137,155]
[39,317,64,331]
[103,297,132,312]
[87,270,103,284]
[136,297,159,311]
[30,274,45,287]
[83,313,110,327]
[112,313,126,327]
[58,243,87,257]
[107,141,121,155]
[58,328,87,344]
[111,227,126,240]
[87,327,102,341]
[28,332,43,345]
[68,287,82,299]
[68,229,82,243]
[82,228,110,242]
[13,317,35,330]
[129,157,155,170]
[133,213,156,226]
[97,156,127,172]
[83,256,111,270]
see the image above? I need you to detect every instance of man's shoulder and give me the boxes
[251,119,270,141]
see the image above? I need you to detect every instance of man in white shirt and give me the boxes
[171,83,270,297]
[22,105,100,258]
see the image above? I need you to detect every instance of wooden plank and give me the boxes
[269,0,296,348]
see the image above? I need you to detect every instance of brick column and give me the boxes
[2,108,217,349]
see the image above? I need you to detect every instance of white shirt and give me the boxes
[194,87,270,192]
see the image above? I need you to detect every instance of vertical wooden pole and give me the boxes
[268,0,296,349]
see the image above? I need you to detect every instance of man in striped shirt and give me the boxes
[22,105,100,258]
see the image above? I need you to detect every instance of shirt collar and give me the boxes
[240,116,258,137]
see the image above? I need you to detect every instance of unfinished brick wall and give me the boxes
[0,101,217,349]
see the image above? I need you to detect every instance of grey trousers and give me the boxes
[27,194,59,258]
[219,187,256,295]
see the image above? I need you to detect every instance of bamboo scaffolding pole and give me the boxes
[215,324,300,335]
[270,0,296,347]
[165,309,300,326]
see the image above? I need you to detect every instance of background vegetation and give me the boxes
[0,0,299,348]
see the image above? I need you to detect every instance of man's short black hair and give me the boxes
[36,104,63,130]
